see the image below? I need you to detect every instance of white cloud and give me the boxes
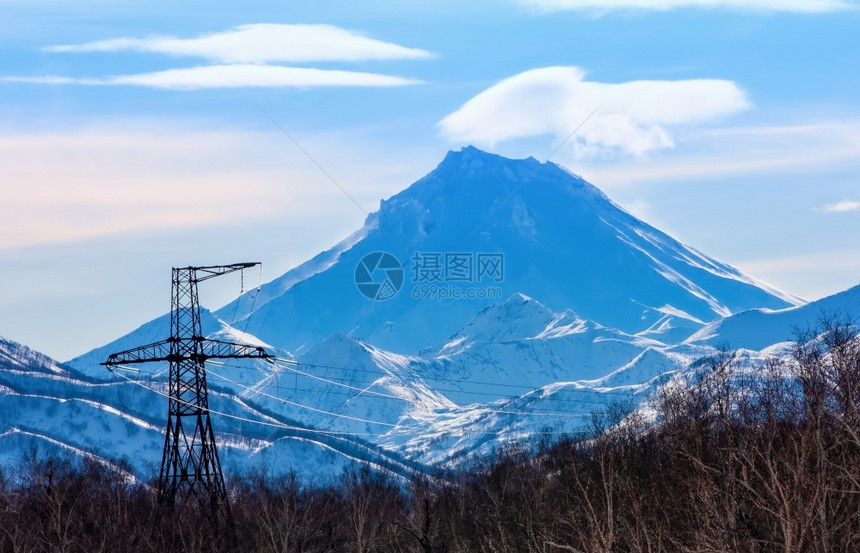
[819,200,860,213]
[2,65,421,89]
[438,66,749,157]
[578,120,860,187]
[0,124,433,251]
[520,0,854,13]
[44,23,434,63]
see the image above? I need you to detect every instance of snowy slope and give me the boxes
[419,294,673,401]
[220,293,706,464]
[0,335,424,480]
[215,146,801,356]
[687,283,860,350]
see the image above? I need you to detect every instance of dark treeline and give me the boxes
[2,317,859,552]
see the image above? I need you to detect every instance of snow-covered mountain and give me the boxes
[218,146,800,356]
[4,146,838,478]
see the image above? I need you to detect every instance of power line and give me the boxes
[108,367,383,437]
[271,359,644,405]
[121,358,643,414]
[280,358,642,398]
[211,363,607,421]
[204,365,398,428]
[213,361,637,419]
[253,359,405,401]
[111,368,614,437]
[110,368,600,441]
[205,359,641,412]
[119,365,629,418]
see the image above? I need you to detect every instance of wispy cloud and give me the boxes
[7,24,430,90]
[818,200,860,213]
[438,66,749,157]
[735,248,860,300]
[44,23,434,64]
[738,249,860,275]
[519,0,855,13]
[579,120,860,187]
[0,124,429,251]
[2,65,421,90]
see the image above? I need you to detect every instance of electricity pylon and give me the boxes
[103,264,269,517]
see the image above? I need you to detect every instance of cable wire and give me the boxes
[123,359,641,416]
[204,365,397,427]
[108,367,384,436]
[269,359,405,401]
[281,358,640,398]
[208,360,632,418]
[202,358,643,411]
[108,367,601,440]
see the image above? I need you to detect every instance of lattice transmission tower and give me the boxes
[103,264,270,516]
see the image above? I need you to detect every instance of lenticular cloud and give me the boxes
[45,23,434,64]
[438,66,750,157]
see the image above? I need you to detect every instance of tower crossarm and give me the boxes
[198,338,270,362]
[101,339,173,367]
[101,338,269,368]
[188,262,259,283]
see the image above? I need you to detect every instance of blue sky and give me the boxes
[1,0,859,360]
